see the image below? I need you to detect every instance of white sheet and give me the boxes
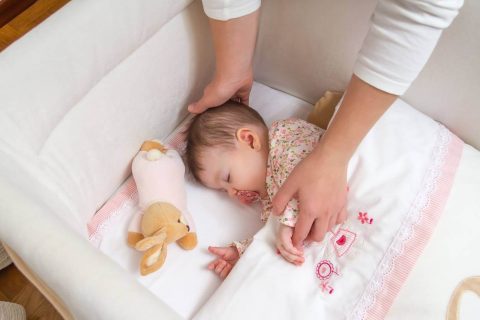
[94,82,313,318]
[192,101,480,320]
[93,82,480,319]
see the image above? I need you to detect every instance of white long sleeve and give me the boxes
[201,0,261,21]
[201,0,463,95]
[354,0,463,95]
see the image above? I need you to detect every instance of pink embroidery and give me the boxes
[358,212,373,224]
[320,281,335,294]
[315,260,338,280]
[331,229,356,257]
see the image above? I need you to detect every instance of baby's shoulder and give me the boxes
[269,118,320,141]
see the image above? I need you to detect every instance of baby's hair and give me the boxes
[185,100,267,183]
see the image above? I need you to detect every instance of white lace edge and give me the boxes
[348,124,452,320]
[88,191,138,248]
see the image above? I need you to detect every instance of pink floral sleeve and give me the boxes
[231,238,253,256]
[267,119,323,227]
[231,119,323,255]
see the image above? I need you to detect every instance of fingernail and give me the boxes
[276,249,281,255]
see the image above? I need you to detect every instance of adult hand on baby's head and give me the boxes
[208,246,240,279]
[271,150,348,249]
[187,73,253,114]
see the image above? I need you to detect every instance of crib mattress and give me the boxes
[89,82,480,319]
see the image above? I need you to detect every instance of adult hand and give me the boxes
[272,75,397,249]
[272,150,348,249]
[187,10,259,113]
[187,72,253,114]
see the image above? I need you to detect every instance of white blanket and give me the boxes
[194,99,463,320]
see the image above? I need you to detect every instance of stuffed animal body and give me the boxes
[127,141,197,276]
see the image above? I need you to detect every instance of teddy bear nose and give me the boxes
[187,225,190,232]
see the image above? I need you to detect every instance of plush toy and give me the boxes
[127,140,197,276]
[307,90,344,129]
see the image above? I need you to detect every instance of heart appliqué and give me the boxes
[331,229,356,257]
[336,235,346,246]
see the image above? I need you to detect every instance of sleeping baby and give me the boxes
[185,101,324,279]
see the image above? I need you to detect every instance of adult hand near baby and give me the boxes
[272,75,396,249]
[187,73,253,114]
[272,149,349,248]
[188,11,259,114]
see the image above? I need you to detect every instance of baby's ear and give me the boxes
[236,128,261,150]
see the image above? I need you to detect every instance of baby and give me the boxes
[185,101,324,279]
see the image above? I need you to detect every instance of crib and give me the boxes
[1,0,480,319]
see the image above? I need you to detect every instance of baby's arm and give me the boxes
[269,120,324,264]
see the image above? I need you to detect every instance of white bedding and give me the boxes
[90,82,312,318]
[193,98,467,319]
[90,82,480,319]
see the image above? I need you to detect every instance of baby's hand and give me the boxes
[276,224,305,266]
[207,246,240,279]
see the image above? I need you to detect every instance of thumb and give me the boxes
[208,246,227,258]
[188,100,208,114]
[271,179,298,216]
[188,88,226,114]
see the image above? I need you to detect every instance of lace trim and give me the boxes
[88,189,138,247]
[348,124,452,320]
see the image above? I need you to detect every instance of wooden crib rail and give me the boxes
[2,243,73,320]
[446,276,480,320]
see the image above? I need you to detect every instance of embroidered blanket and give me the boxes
[193,99,463,320]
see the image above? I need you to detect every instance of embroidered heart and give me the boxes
[336,235,346,246]
[331,229,357,257]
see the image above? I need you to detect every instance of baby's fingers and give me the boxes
[282,238,303,257]
[208,259,223,271]
[277,244,304,265]
[208,246,229,259]
[214,259,228,274]
[219,263,233,279]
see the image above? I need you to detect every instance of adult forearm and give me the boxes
[209,10,259,82]
[314,75,397,164]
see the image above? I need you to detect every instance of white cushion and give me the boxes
[0,0,213,232]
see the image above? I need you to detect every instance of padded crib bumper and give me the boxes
[0,178,182,320]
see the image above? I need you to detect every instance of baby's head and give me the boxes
[185,101,269,202]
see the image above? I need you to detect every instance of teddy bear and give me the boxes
[127,140,197,276]
[307,90,344,129]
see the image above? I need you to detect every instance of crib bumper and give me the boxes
[0,177,182,320]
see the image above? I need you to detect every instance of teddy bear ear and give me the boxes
[135,227,167,251]
[140,244,168,276]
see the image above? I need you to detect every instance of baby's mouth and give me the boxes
[236,190,261,205]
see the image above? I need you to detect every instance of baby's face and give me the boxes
[197,128,268,203]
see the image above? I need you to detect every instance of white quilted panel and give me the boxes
[0,1,214,232]
[0,0,193,152]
